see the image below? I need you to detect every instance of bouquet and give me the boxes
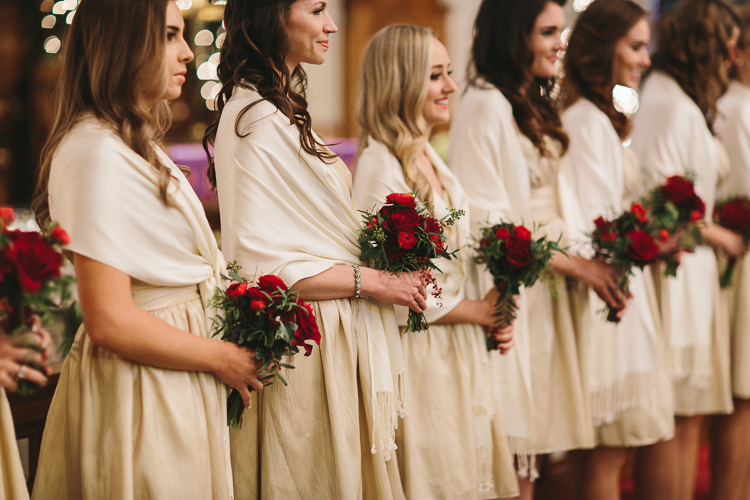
[713,196,750,287]
[591,202,659,322]
[358,193,464,332]
[642,174,705,276]
[210,262,321,429]
[474,222,562,349]
[0,207,74,395]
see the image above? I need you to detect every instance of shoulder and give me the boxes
[355,137,401,177]
[220,86,286,137]
[459,84,513,117]
[562,98,609,127]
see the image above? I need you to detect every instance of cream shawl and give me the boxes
[563,98,667,426]
[213,87,404,458]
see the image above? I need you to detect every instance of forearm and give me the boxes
[85,306,224,374]
[549,251,581,280]
[432,299,494,327]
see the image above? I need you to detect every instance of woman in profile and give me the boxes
[353,25,518,500]
[207,1,426,498]
[714,5,750,499]
[451,0,626,497]
[561,1,675,498]
[630,1,744,498]
[31,1,263,498]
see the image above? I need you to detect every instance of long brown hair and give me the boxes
[203,0,336,188]
[356,26,436,203]
[33,0,173,227]
[730,5,750,79]
[651,0,739,132]
[469,0,569,157]
[562,0,646,140]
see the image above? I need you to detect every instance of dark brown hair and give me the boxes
[469,0,569,157]
[651,0,739,131]
[730,5,750,79]
[203,0,335,188]
[562,0,646,139]
[33,0,173,227]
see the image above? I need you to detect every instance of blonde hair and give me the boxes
[33,0,173,227]
[356,25,435,203]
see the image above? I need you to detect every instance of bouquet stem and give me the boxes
[227,388,246,430]
[407,311,428,333]
[665,255,680,278]
[720,257,737,289]
[488,291,517,351]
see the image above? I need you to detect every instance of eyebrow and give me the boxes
[167,25,181,31]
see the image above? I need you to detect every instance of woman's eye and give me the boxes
[167,31,176,41]
[430,73,441,81]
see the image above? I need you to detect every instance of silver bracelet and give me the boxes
[352,264,362,298]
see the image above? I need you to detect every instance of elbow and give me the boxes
[83,314,122,350]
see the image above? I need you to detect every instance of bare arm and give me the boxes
[550,251,627,314]
[702,223,748,258]
[74,254,264,406]
[293,264,428,312]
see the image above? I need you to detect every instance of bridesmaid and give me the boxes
[352,25,518,500]
[1,323,51,500]
[451,0,626,497]
[630,1,743,498]
[714,5,750,499]
[206,1,426,499]
[31,1,264,498]
[561,1,675,498]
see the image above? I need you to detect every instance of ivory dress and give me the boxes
[451,84,595,462]
[631,71,733,416]
[563,98,674,446]
[1,388,28,500]
[214,88,405,500]
[32,117,233,499]
[716,80,750,399]
[353,137,519,499]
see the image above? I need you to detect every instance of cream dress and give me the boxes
[1,388,28,500]
[631,72,733,416]
[716,80,750,399]
[214,88,405,500]
[353,138,519,499]
[563,98,674,446]
[31,118,233,499]
[451,83,594,460]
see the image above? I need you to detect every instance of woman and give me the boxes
[714,5,750,499]
[31,1,263,498]
[561,1,675,498]
[352,25,518,500]
[1,322,51,500]
[630,1,744,498]
[450,0,626,497]
[207,2,426,499]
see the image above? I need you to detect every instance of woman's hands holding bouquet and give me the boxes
[0,315,52,392]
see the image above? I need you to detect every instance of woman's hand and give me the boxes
[213,342,265,408]
[360,267,427,313]
[0,330,50,393]
[703,224,748,259]
[489,325,515,354]
[655,230,683,260]
[553,253,627,311]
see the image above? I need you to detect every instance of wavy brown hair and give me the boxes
[730,5,750,78]
[32,0,173,227]
[469,0,569,157]
[203,0,336,188]
[651,0,739,132]
[562,0,646,140]
[356,26,436,203]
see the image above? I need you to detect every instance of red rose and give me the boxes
[423,217,441,235]
[385,193,416,208]
[250,299,265,311]
[602,231,616,242]
[430,234,445,251]
[0,207,14,226]
[5,231,62,294]
[719,199,750,232]
[663,176,695,205]
[49,226,70,245]
[690,195,706,217]
[690,210,703,223]
[495,227,510,240]
[513,225,532,242]
[626,230,659,265]
[226,281,248,300]
[293,302,321,356]
[659,229,669,242]
[390,212,421,233]
[505,234,532,269]
[257,274,288,292]
[594,216,609,231]
[630,202,647,223]
[384,239,405,263]
[398,231,417,249]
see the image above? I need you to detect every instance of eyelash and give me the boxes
[430,71,453,81]
[167,31,176,41]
